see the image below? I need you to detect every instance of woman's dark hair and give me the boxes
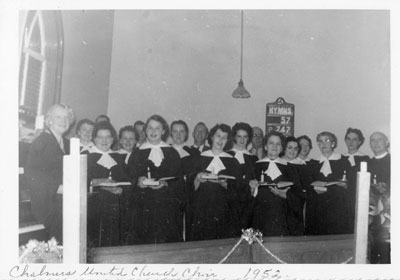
[133,120,145,129]
[170,120,189,142]
[284,136,301,156]
[316,131,338,149]
[95,114,110,123]
[207,123,232,150]
[119,125,139,141]
[145,114,170,142]
[297,135,313,150]
[345,127,365,148]
[264,131,286,148]
[75,118,94,134]
[92,121,118,146]
[232,122,253,146]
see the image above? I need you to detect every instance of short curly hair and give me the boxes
[232,122,253,146]
[345,127,365,148]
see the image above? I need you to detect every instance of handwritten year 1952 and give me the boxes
[243,267,281,280]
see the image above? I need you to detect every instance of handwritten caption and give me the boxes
[8,264,286,280]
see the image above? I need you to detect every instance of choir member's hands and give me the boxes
[373,182,388,194]
[194,172,207,190]
[56,184,63,194]
[269,186,287,199]
[101,186,123,195]
[218,179,228,189]
[137,176,149,188]
[249,179,259,196]
[151,180,168,190]
[336,181,348,189]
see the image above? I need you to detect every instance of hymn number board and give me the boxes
[265,97,295,137]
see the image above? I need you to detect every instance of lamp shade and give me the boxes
[232,79,250,98]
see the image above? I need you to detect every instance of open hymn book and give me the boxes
[258,181,293,189]
[200,173,236,180]
[94,181,132,187]
[143,177,176,186]
[311,180,345,192]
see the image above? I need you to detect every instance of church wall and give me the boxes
[107,10,390,158]
[60,10,114,124]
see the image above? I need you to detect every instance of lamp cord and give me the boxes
[240,10,244,80]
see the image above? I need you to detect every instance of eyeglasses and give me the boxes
[96,136,113,141]
[253,134,263,137]
[317,139,332,144]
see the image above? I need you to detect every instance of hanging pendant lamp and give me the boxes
[232,10,250,98]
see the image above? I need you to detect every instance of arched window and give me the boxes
[19,10,64,123]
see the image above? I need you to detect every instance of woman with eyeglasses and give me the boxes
[84,121,132,247]
[305,131,352,235]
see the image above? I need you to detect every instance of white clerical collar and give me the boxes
[172,144,190,158]
[374,151,389,159]
[344,151,364,157]
[117,148,132,154]
[288,157,306,165]
[256,157,287,165]
[139,141,170,150]
[201,150,233,158]
[88,146,113,154]
[231,147,250,155]
[319,152,341,162]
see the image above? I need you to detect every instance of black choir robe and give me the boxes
[246,159,302,237]
[227,150,258,224]
[84,150,132,247]
[368,152,391,264]
[173,145,201,239]
[127,146,186,244]
[343,153,370,232]
[25,130,69,243]
[305,154,352,235]
[188,151,242,241]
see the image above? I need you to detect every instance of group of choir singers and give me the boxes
[24,104,390,263]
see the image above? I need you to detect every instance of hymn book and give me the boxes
[258,181,293,189]
[201,174,236,180]
[143,177,176,186]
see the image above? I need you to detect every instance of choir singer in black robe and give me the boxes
[188,124,242,241]
[127,115,185,244]
[305,131,351,235]
[247,132,302,236]
[368,131,391,264]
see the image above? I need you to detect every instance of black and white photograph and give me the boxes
[1,1,399,279]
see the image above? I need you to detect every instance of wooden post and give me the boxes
[354,161,371,263]
[63,137,87,263]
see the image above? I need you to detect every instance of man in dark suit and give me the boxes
[191,122,210,152]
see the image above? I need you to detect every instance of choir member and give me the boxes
[191,122,211,152]
[188,124,242,241]
[127,115,185,244]
[170,120,199,239]
[25,104,74,244]
[249,126,266,160]
[297,135,313,162]
[85,121,132,247]
[281,136,306,235]
[133,120,146,147]
[116,125,139,165]
[247,132,302,236]
[368,131,390,264]
[305,131,352,235]
[343,128,369,232]
[228,122,258,220]
[95,114,110,123]
[75,118,94,152]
